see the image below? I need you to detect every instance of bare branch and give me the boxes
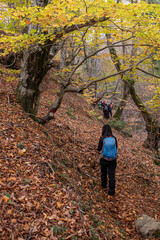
[108,19,132,32]
[81,27,90,57]
[82,0,88,13]
[84,67,134,88]
[68,41,154,82]
[66,48,82,66]
[50,16,110,43]
[66,53,156,93]
[65,66,134,93]
[137,67,160,79]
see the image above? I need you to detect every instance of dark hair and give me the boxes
[102,124,112,138]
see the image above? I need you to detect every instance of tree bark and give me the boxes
[129,82,160,150]
[16,42,53,114]
[113,81,130,119]
[38,82,68,124]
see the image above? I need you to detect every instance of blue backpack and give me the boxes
[102,137,117,160]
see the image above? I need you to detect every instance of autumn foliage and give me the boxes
[0,65,159,239]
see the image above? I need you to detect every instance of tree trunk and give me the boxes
[106,33,129,118]
[129,82,160,150]
[16,0,53,114]
[16,43,52,114]
[113,81,129,119]
[38,83,67,124]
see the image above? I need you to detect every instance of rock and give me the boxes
[135,214,160,237]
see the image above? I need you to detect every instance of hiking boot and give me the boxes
[108,190,115,196]
[101,184,107,189]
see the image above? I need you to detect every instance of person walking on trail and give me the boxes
[98,101,102,110]
[110,102,113,109]
[101,101,105,109]
[108,102,113,118]
[103,104,109,119]
[97,124,118,196]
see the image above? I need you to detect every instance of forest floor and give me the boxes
[0,65,160,240]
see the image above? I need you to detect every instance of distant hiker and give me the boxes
[101,101,105,109]
[97,124,118,196]
[108,102,113,117]
[110,102,113,109]
[103,104,109,119]
[98,101,102,109]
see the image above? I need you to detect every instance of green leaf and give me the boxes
[6,193,10,198]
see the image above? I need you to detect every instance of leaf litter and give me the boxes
[0,66,159,240]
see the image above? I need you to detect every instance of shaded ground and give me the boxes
[0,66,160,240]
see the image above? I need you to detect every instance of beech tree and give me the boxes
[107,38,160,149]
[0,0,110,115]
[103,13,160,150]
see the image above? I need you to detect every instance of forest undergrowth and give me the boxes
[0,65,159,240]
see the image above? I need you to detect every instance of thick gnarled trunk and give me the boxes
[16,0,52,114]
[16,44,51,114]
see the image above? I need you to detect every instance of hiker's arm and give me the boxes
[97,137,103,152]
[114,137,118,149]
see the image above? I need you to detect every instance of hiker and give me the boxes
[108,102,113,117]
[110,102,113,109]
[103,104,109,119]
[101,101,105,109]
[98,101,102,110]
[97,124,118,196]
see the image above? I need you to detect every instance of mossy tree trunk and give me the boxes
[129,82,160,150]
[16,0,53,114]
[106,33,129,118]
[113,81,130,119]
[16,43,52,114]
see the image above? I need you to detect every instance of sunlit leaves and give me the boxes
[0,0,159,56]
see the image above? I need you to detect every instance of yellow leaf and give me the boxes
[7,209,12,214]
[43,212,47,219]
[57,202,63,208]
[60,218,72,222]
[11,219,17,223]
[9,177,16,181]
[3,196,9,203]
[48,184,55,187]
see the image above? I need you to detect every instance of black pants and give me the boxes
[100,158,117,195]
[103,110,109,119]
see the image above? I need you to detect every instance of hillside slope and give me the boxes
[0,66,159,240]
